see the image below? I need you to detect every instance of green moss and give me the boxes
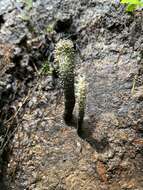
[40,61,53,76]
[46,23,55,34]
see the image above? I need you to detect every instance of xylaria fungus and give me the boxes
[77,76,86,135]
[55,39,75,124]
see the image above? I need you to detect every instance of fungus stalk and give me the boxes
[77,76,86,135]
[55,39,75,124]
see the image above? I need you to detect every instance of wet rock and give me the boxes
[0,74,13,106]
[28,97,38,108]
[0,0,143,189]
[0,15,4,29]
[96,161,108,182]
[0,11,28,44]
[41,76,54,91]
[0,0,13,15]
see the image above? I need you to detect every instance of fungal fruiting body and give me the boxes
[77,76,86,135]
[55,39,75,124]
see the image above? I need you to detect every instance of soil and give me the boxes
[0,0,143,189]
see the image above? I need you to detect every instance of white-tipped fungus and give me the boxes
[77,76,86,134]
[55,39,75,124]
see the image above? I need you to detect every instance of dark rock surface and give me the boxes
[0,0,143,189]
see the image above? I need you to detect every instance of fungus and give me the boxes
[55,39,75,124]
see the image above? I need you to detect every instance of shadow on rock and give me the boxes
[77,119,110,153]
[0,176,10,190]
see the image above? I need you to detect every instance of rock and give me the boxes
[0,0,143,189]
[96,161,108,182]
[41,76,54,91]
[0,0,13,15]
